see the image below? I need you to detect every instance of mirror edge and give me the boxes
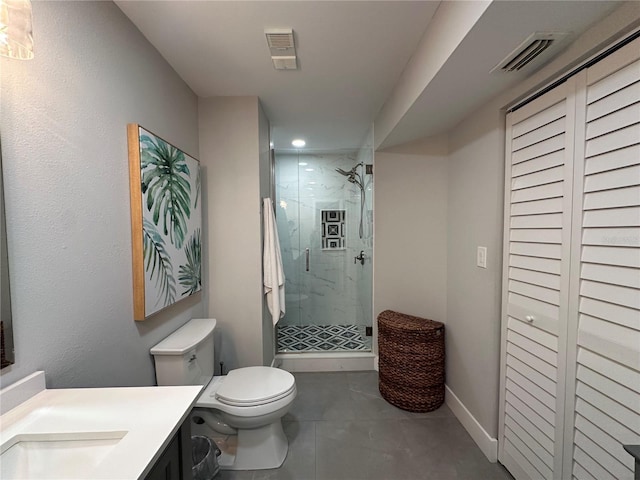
[1,140,15,369]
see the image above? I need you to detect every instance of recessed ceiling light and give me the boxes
[292,139,306,148]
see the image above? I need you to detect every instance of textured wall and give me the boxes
[446,104,504,438]
[0,1,201,388]
[374,136,449,331]
[198,96,266,371]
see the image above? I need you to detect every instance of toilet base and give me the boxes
[223,420,288,470]
[193,416,288,471]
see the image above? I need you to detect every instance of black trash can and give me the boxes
[192,435,221,480]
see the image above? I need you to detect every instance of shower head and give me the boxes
[336,163,364,191]
[335,163,367,239]
[336,163,362,177]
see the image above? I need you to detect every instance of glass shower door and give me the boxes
[274,149,372,353]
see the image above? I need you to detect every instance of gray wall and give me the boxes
[373,136,449,333]
[446,104,505,438]
[0,1,202,388]
[198,96,270,372]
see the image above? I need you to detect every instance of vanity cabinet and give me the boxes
[145,420,192,480]
[499,35,640,480]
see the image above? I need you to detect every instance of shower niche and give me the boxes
[321,209,345,250]
[273,150,373,353]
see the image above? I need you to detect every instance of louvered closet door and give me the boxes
[499,80,576,480]
[564,37,640,480]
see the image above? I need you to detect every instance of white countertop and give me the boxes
[0,379,201,480]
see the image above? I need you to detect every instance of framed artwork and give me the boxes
[127,124,202,321]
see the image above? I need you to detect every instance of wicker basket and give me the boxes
[378,310,445,412]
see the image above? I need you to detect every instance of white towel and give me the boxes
[263,197,286,325]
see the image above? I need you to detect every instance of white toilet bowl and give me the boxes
[192,367,297,470]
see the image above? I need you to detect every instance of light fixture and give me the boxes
[0,0,34,60]
[292,139,306,148]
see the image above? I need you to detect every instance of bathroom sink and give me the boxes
[0,372,201,479]
[0,431,127,479]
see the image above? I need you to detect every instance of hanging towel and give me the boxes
[263,197,286,325]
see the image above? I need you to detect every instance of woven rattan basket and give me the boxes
[378,310,445,412]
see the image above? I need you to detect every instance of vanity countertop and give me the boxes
[0,380,201,479]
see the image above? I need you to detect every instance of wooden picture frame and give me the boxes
[127,124,202,321]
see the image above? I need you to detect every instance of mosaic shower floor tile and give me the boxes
[277,324,371,352]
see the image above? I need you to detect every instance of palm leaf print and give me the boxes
[143,218,176,307]
[178,229,201,296]
[140,132,191,249]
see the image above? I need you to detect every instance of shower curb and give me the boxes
[275,352,375,372]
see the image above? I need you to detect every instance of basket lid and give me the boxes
[377,310,443,331]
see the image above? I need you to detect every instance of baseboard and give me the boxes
[276,352,375,372]
[445,385,498,463]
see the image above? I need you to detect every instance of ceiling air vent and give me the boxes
[265,28,298,71]
[492,32,568,73]
[272,56,298,71]
[265,29,294,50]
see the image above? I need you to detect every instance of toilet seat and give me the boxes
[214,367,295,407]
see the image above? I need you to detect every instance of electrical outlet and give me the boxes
[477,246,487,269]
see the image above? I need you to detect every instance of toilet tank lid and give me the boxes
[150,318,217,355]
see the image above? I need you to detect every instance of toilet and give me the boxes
[150,318,297,470]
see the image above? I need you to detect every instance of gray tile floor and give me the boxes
[218,371,513,480]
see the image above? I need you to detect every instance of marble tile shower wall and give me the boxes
[275,151,373,329]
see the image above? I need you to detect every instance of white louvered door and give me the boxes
[500,35,640,480]
[499,80,576,480]
[564,38,640,480]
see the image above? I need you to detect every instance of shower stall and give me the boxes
[273,148,373,354]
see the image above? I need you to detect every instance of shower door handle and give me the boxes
[305,248,310,272]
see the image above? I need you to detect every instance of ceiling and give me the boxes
[116,1,625,152]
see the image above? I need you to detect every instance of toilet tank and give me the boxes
[150,318,216,386]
